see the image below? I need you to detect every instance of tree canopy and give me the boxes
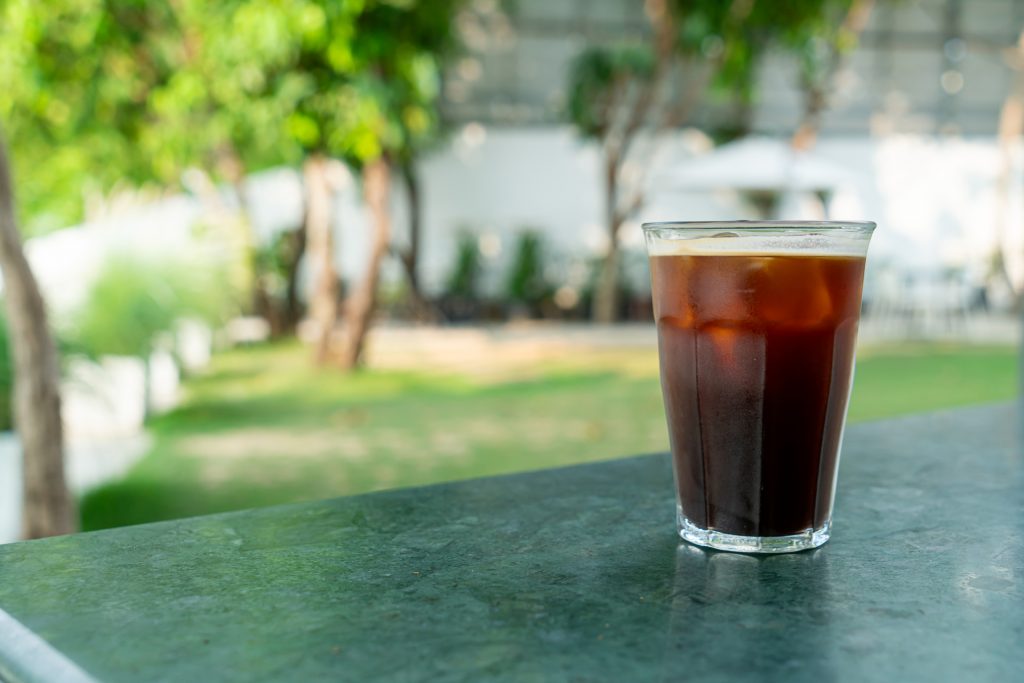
[567,0,870,141]
[0,0,179,231]
[0,0,462,232]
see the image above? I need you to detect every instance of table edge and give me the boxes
[0,607,97,683]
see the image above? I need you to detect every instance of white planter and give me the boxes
[62,356,147,440]
[66,433,153,494]
[0,432,21,545]
[147,349,180,415]
[0,431,152,545]
[176,319,212,372]
[225,316,271,345]
[63,349,183,440]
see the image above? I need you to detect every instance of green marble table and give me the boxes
[0,403,1021,683]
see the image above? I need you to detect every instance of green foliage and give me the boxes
[504,231,552,308]
[567,46,656,139]
[708,0,861,103]
[143,0,464,176]
[309,0,463,165]
[70,254,234,359]
[0,0,179,231]
[1,0,465,233]
[565,0,869,136]
[444,231,480,299]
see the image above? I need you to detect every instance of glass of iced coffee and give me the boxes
[645,221,875,553]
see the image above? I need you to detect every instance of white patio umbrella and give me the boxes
[646,137,860,221]
[655,137,857,193]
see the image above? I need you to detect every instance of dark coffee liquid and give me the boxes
[651,252,866,537]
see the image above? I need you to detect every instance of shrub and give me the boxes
[444,232,481,300]
[504,230,553,314]
[70,254,235,360]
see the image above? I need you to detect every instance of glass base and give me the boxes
[677,509,831,554]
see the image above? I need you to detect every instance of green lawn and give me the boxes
[80,342,1017,531]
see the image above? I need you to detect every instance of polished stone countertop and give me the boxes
[0,403,1021,682]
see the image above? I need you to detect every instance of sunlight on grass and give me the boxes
[80,341,1017,531]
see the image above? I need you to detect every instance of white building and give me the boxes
[397,0,1024,302]
[25,0,1024,308]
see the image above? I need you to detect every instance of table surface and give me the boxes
[0,403,1021,683]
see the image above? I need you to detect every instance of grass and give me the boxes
[80,341,1018,531]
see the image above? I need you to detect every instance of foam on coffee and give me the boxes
[646,233,867,258]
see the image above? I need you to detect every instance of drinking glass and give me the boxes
[645,220,875,553]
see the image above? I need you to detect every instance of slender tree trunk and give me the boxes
[791,0,876,152]
[218,149,281,334]
[791,85,828,152]
[232,185,277,332]
[593,155,622,323]
[397,161,433,321]
[594,242,621,323]
[340,158,391,370]
[283,214,308,332]
[304,154,338,365]
[398,161,424,304]
[590,0,675,324]
[0,129,75,539]
[1006,33,1024,393]
[994,30,1024,304]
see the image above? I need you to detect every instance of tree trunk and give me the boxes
[994,30,1024,303]
[304,154,339,365]
[791,84,827,152]
[283,215,308,333]
[340,158,391,370]
[589,0,676,325]
[594,240,621,324]
[1007,33,1024,394]
[399,161,423,303]
[0,129,75,539]
[593,155,622,323]
[218,149,280,334]
[791,0,876,152]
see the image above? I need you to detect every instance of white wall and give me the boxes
[19,128,1023,309]
[402,129,1021,298]
[412,127,605,295]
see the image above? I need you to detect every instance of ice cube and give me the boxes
[747,257,832,326]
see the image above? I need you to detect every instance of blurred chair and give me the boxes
[866,265,971,340]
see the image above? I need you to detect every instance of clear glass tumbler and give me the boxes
[645,221,875,553]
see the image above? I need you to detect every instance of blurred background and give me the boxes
[0,0,1019,540]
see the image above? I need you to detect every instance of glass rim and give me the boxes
[642,220,875,232]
